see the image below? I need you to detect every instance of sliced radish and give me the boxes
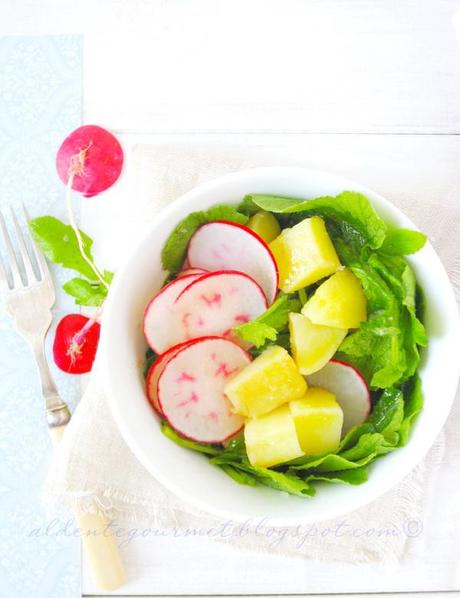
[174,270,267,343]
[146,340,196,414]
[307,359,371,435]
[177,268,208,278]
[187,221,279,304]
[158,337,250,443]
[53,314,100,374]
[144,274,202,353]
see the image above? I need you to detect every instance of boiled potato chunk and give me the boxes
[269,216,341,293]
[224,345,307,417]
[302,267,367,328]
[290,387,343,455]
[244,404,304,467]
[289,313,347,375]
[248,210,281,243]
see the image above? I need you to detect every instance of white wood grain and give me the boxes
[2,0,460,133]
[81,132,460,597]
[84,592,460,598]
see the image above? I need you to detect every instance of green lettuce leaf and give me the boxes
[237,195,261,216]
[341,387,405,449]
[381,229,427,255]
[161,204,248,273]
[290,388,404,472]
[234,293,300,348]
[144,348,158,378]
[161,421,221,456]
[398,375,424,446]
[304,466,369,486]
[333,238,426,388]
[210,455,315,497]
[246,191,387,249]
[289,434,396,473]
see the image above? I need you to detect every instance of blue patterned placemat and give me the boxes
[0,35,82,598]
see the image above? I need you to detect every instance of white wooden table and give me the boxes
[3,1,460,596]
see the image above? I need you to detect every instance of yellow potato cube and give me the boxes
[248,211,281,243]
[289,313,347,375]
[224,345,307,417]
[269,216,341,293]
[301,267,367,328]
[244,404,304,468]
[289,388,343,455]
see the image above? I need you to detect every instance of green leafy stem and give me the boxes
[28,216,112,307]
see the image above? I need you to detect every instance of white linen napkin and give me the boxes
[43,141,460,563]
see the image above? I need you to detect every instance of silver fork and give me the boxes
[0,206,125,591]
[0,206,71,430]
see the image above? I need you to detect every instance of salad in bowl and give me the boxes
[102,167,459,523]
[141,189,428,498]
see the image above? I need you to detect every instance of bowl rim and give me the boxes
[101,165,460,525]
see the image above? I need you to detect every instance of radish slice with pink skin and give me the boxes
[145,340,196,414]
[56,125,123,198]
[174,270,268,344]
[307,359,371,435]
[53,314,100,374]
[158,337,251,443]
[187,221,279,304]
[144,274,203,353]
[177,268,208,278]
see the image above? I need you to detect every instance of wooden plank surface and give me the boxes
[84,592,460,598]
[2,0,460,133]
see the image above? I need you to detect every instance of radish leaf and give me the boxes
[29,216,113,307]
[62,278,108,306]
[29,216,99,280]
[234,293,300,348]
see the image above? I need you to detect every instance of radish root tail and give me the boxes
[65,144,109,290]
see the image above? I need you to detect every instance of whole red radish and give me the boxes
[56,125,123,198]
[53,314,101,374]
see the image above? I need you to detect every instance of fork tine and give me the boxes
[22,203,51,282]
[0,211,24,288]
[10,206,38,283]
[0,252,9,290]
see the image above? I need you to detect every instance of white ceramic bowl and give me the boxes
[102,167,460,525]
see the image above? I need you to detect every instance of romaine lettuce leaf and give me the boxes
[333,238,426,388]
[144,348,158,378]
[246,191,387,249]
[398,375,424,446]
[234,293,301,348]
[304,466,369,486]
[380,228,427,255]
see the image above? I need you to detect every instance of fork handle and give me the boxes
[50,425,126,591]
